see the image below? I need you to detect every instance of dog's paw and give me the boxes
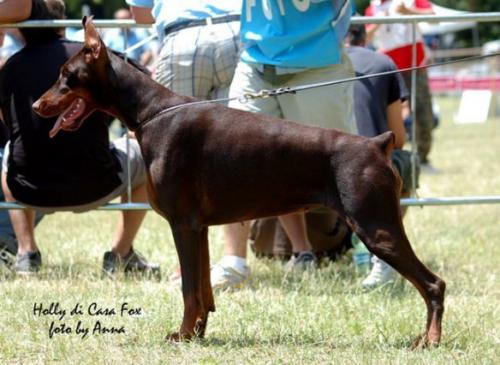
[410,333,440,350]
[165,331,192,342]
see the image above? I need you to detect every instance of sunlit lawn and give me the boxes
[0,95,499,364]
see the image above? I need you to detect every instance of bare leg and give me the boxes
[2,172,37,254]
[111,183,148,257]
[278,212,312,253]
[222,221,250,258]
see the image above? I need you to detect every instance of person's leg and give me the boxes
[402,70,434,165]
[279,212,317,270]
[210,62,283,288]
[100,137,159,276]
[276,50,355,260]
[415,69,434,164]
[278,212,311,253]
[0,147,17,255]
[220,61,284,264]
[211,221,251,290]
[1,170,41,273]
[1,171,37,254]
[110,182,148,257]
[222,221,250,258]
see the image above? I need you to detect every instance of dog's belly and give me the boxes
[201,192,326,226]
[194,165,331,225]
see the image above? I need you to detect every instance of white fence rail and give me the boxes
[1,13,499,210]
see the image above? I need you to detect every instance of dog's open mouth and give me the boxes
[49,98,89,138]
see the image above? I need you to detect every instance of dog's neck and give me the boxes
[104,52,182,130]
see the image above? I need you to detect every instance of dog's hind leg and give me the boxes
[166,224,206,341]
[194,226,215,338]
[345,188,445,349]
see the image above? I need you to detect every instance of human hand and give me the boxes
[395,3,413,15]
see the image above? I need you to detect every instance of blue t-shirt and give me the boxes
[126,0,241,42]
[240,0,354,68]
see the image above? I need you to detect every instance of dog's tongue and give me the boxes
[49,98,86,138]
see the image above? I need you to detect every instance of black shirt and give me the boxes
[0,37,121,207]
[346,46,408,138]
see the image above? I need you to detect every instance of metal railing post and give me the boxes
[411,20,418,197]
[123,27,133,204]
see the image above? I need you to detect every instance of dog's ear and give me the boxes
[83,16,103,61]
[372,131,395,160]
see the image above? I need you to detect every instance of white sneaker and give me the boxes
[420,162,441,175]
[211,262,250,291]
[362,256,396,288]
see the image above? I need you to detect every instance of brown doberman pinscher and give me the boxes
[33,17,445,348]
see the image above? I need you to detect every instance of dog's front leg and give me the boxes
[166,224,208,342]
[193,226,215,338]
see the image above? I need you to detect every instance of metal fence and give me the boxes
[1,12,499,210]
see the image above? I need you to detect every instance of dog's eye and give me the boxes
[66,73,79,88]
[60,86,70,94]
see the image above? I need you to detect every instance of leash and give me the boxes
[137,51,500,128]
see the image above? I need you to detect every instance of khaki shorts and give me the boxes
[228,50,357,133]
[2,136,146,213]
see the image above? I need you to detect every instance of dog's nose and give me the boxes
[32,99,44,113]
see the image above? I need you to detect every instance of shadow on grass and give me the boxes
[245,261,412,299]
[189,333,445,351]
[0,262,162,283]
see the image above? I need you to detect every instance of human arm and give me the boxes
[0,0,32,23]
[395,1,435,16]
[365,23,380,45]
[129,6,154,24]
[386,99,406,149]
[363,4,382,46]
[125,0,154,23]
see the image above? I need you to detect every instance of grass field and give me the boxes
[0,95,499,364]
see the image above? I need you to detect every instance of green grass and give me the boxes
[1,95,499,364]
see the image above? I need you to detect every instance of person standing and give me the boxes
[365,0,436,170]
[346,22,418,287]
[126,1,242,285]
[127,0,241,100]
[211,0,358,290]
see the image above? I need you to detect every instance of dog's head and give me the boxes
[32,16,111,138]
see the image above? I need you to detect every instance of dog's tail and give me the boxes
[371,131,395,160]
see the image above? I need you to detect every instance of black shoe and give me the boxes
[15,250,42,275]
[0,235,17,269]
[102,249,161,279]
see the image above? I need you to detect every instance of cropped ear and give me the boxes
[83,16,102,60]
